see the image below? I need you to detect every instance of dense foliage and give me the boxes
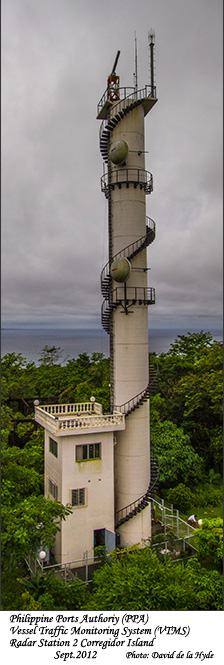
[2,545,223,612]
[1,348,111,410]
[150,331,223,473]
[84,547,223,611]
[1,331,223,610]
[193,518,223,572]
[150,421,204,488]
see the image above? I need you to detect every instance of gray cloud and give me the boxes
[2,0,222,331]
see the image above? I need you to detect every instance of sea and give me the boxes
[1,327,223,365]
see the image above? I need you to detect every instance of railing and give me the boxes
[25,554,43,575]
[57,412,125,431]
[151,538,198,562]
[112,286,155,304]
[115,494,196,539]
[102,287,156,332]
[25,550,102,584]
[97,84,157,118]
[114,363,158,416]
[35,403,125,432]
[97,86,135,116]
[101,168,153,198]
[151,496,196,540]
[39,402,102,415]
[100,217,156,295]
[115,457,160,528]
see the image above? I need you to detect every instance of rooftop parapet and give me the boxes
[34,401,125,436]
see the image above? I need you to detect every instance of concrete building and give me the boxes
[35,36,158,563]
[35,401,125,563]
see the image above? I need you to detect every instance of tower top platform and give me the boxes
[97,85,157,120]
[34,401,125,436]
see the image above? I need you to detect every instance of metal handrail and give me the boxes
[113,361,159,415]
[97,84,157,119]
[101,168,153,199]
[101,286,156,332]
[112,286,155,302]
[100,216,155,295]
[115,457,160,527]
[97,86,135,116]
[102,287,155,325]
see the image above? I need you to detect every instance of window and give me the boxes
[49,437,58,458]
[48,478,58,500]
[76,443,101,462]
[71,488,86,507]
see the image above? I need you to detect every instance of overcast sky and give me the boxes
[2,0,223,332]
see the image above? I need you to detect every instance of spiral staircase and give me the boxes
[98,84,159,532]
[115,457,159,529]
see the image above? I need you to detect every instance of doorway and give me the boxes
[94,528,105,547]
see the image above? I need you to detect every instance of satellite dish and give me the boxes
[111,257,131,282]
[109,140,129,165]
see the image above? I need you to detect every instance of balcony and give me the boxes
[97,85,157,120]
[101,168,153,199]
[34,401,125,436]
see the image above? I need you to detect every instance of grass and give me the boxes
[180,483,223,524]
[181,504,223,524]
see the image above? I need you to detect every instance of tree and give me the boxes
[166,483,194,513]
[17,570,88,610]
[151,420,204,489]
[1,495,72,570]
[38,345,64,366]
[1,352,28,403]
[1,430,44,503]
[86,546,222,611]
[169,330,213,358]
[1,424,72,572]
[154,334,223,472]
[193,519,223,572]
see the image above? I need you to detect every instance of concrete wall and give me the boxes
[45,428,115,563]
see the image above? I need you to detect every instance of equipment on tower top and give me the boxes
[107,50,121,102]
[111,50,121,75]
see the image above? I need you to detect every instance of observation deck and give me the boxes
[97,85,157,120]
[34,401,125,436]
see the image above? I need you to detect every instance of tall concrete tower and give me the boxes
[34,36,159,568]
[97,33,158,548]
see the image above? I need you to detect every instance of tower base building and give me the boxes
[35,401,125,563]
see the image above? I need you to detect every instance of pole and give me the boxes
[162,498,164,524]
[148,30,155,94]
[134,32,138,94]
[85,550,88,582]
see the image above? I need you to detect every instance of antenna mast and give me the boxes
[133,32,138,92]
[148,29,155,95]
